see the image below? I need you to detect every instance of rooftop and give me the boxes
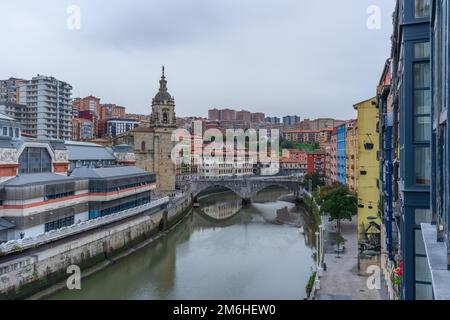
[70,166,149,179]
[284,130,320,133]
[0,113,16,121]
[1,173,77,187]
[65,142,116,161]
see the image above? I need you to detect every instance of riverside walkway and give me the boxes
[315,217,387,300]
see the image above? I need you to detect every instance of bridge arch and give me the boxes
[192,183,245,199]
[191,178,302,200]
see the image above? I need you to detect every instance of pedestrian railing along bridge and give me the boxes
[191,176,305,200]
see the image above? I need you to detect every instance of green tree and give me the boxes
[304,173,325,192]
[315,182,342,205]
[320,186,357,233]
[280,140,294,149]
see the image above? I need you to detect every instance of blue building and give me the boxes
[336,124,346,185]
[419,0,450,300]
[390,0,432,300]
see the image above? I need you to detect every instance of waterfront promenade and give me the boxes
[315,217,386,300]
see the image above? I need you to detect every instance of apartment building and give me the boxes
[283,130,320,144]
[337,124,346,185]
[346,119,358,193]
[355,98,381,274]
[389,0,432,300]
[0,78,24,102]
[18,75,73,140]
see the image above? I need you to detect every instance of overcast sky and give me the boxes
[0,0,394,119]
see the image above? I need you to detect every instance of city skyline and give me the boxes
[0,0,394,119]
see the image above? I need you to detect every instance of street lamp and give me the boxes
[318,224,324,276]
[314,230,321,291]
[315,231,320,270]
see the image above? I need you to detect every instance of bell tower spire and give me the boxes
[151,66,176,128]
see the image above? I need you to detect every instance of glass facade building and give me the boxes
[390,0,433,300]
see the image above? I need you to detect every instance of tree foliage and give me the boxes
[320,186,357,232]
[304,173,325,192]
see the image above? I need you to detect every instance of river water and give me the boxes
[49,188,316,300]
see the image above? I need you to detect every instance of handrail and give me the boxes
[0,197,170,255]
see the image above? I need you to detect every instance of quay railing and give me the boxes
[0,197,170,255]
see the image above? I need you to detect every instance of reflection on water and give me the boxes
[200,198,242,221]
[49,187,315,300]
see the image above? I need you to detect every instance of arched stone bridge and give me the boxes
[191,176,305,200]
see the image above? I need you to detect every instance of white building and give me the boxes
[18,75,73,140]
[197,154,254,179]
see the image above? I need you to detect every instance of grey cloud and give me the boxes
[0,0,396,119]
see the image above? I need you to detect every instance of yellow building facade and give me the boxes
[355,97,381,266]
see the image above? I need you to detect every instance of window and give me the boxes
[45,216,75,232]
[141,141,146,152]
[45,191,75,201]
[163,112,168,124]
[414,116,431,141]
[18,147,52,174]
[415,209,432,225]
[415,0,430,18]
[415,147,431,185]
[2,127,7,136]
[14,128,19,138]
[414,42,430,59]
[412,41,431,186]
[415,256,432,283]
[415,229,426,255]
[415,283,433,300]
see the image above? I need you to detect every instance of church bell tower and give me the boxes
[150,66,176,194]
[151,66,176,128]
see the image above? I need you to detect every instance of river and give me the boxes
[48,188,316,300]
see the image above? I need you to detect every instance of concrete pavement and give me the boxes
[315,217,386,300]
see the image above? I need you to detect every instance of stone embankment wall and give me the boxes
[0,193,192,299]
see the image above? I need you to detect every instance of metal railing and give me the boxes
[0,197,170,255]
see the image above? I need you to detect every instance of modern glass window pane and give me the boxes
[415,147,431,185]
[416,283,433,300]
[415,256,432,283]
[415,209,432,225]
[414,116,431,141]
[414,90,431,114]
[414,63,431,88]
[415,0,431,18]
[18,147,52,174]
[415,230,426,255]
[414,42,431,59]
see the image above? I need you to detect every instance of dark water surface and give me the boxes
[49,188,315,300]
